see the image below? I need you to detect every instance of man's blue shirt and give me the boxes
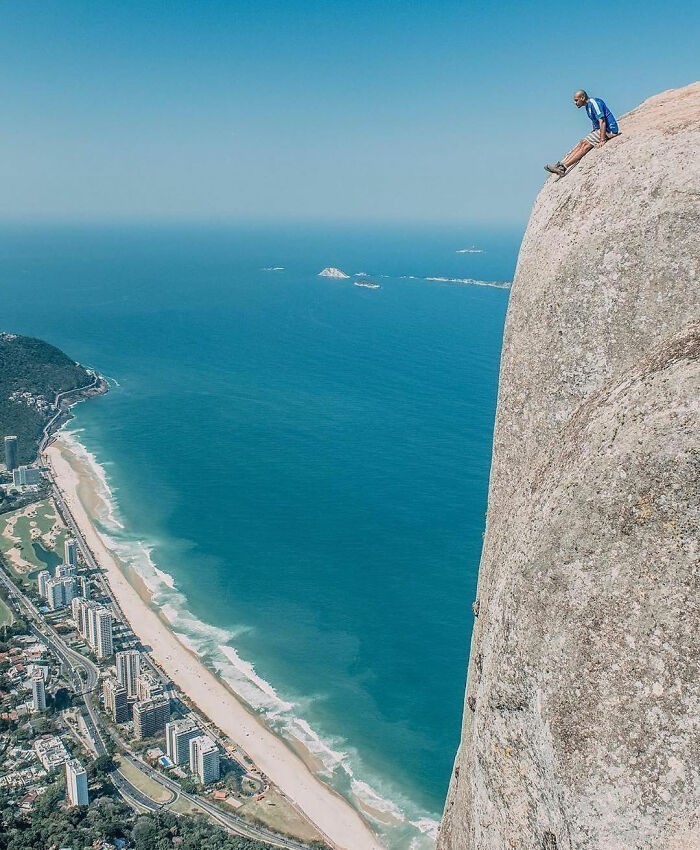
[586,97,619,134]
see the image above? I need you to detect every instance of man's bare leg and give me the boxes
[562,139,593,169]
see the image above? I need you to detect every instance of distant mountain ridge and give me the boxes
[0,333,103,466]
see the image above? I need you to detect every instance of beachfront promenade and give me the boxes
[42,435,385,850]
[23,361,385,850]
[40,477,317,850]
[0,545,315,850]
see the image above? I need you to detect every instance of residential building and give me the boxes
[102,678,129,723]
[85,602,101,645]
[77,575,89,598]
[55,563,77,579]
[3,436,18,472]
[33,735,70,770]
[166,719,200,765]
[45,579,62,611]
[83,604,113,658]
[65,758,89,806]
[115,650,140,698]
[133,695,170,740]
[12,466,41,486]
[37,570,51,599]
[64,538,78,565]
[74,599,97,640]
[136,672,164,701]
[45,577,76,611]
[72,597,91,636]
[189,735,220,784]
[90,608,113,659]
[31,673,46,712]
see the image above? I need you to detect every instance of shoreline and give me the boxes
[43,434,385,850]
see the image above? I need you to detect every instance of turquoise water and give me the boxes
[0,223,516,847]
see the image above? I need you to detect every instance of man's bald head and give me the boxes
[573,90,588,108]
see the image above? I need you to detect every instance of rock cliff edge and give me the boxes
[438,83,700,850]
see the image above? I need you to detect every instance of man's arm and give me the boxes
[598,118,607,145]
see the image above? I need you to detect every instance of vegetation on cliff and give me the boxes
[0,333,96,466]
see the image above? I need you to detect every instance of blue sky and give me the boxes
[1,0,697,225]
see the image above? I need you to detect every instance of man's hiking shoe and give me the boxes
[544,162,566,176]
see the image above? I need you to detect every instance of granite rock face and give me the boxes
[438,83,700,850]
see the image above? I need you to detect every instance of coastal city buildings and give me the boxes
[55,564,77,579]
[115,650,141,698]
[136,671,164,701]
[12,465,42,486]
[76,601,114,657]
[103,678,129,723]
[73,598,95,639]
[45,576,77,611]
[133,695,170,740]
[31,673,46,712]
[3,436,18,472]
[166,719,201,765]
[72,597,88,633]
[77,575,89,598]
[33,736,70,771]
[88,607,114,658]
[189,735,220,784]
[65,758,89,806]
[37,570,51,599]
[64,538,78,565]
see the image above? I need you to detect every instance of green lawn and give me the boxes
[0,595,14,626]
[0,499,68,578]
[115,757,174,804]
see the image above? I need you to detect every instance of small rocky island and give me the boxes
[318,267,350,279]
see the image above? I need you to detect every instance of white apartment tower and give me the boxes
[45,577,76,611]
[92,608,113,658]
[65,758,89,806]
[84,603,113,657]
[31,673,46,712]
[115,650,141,698]
[75,599,98,641]
[103,678,130,723]
[37,570,51,599]
[64,538,78,565]
[77,575,89,599]
[55,564,77,579]
[136,672,164,702]
[189,735,220,784]
[166,719,200,765]
[133,695,170,740]
[72,597,87,634]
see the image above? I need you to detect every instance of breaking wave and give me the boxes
[59,426,440,849]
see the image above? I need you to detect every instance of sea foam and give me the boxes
[60,426,440,849]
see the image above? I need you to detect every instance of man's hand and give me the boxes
[598,119,607,147]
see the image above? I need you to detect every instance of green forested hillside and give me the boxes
[0,333,93,465]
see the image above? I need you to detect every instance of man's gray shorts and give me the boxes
[584,130,621,146]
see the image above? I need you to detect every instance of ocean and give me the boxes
[0,222,518,848]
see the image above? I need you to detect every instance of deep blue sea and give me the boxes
[0,223,518,848]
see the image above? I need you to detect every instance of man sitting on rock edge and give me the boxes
[545,90,620,177]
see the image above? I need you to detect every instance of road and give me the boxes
[39,374,103,455]
[0,565,313,849]
[0,565,169,811]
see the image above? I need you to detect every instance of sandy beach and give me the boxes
[44,435,384,850]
